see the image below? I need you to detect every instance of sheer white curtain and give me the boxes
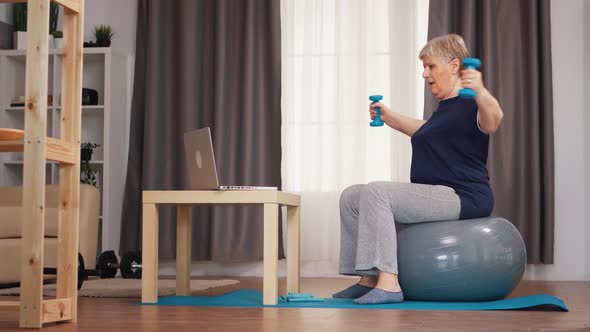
[281,0,429,276]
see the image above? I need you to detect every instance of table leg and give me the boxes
[142,203,159,303]
[263,203,279,305]
[176,205,192,295]
[286,206,301,293]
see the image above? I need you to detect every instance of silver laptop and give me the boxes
[183,127,277,191]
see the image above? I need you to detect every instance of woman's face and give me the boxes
[422,56,460,100]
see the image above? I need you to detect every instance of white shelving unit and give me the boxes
[0,47,129,255]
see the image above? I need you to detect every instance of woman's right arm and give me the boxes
[370,102,426,137]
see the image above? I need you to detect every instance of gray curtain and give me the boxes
[120,0,284,261]
[425,0,554,263]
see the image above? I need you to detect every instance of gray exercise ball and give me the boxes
[396,217,526,301]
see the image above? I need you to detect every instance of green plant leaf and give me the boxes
[93,24,116,42]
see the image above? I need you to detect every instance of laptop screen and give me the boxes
[183,127,220,190]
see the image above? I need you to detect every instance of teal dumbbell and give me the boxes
[459,58,481,99]
[369,95,384,127]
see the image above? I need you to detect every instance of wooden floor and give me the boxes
[0,278,588,331]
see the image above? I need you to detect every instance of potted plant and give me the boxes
[49,3,58,34]
[12,3,27,50]
[49,4,59,48]
[93,25,115,47]
[12,2,59,50]
[52,30,63,49]
[80,142,101,188]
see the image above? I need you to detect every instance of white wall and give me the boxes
[82,0,137,257]
[524,0,588,281]
[83,0,137,56]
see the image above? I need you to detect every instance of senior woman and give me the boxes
[333,34,504,304]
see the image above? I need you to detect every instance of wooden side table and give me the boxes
[141,190,301,305]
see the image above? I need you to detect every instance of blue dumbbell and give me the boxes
[369,95,384,127]
[459,58,481,99]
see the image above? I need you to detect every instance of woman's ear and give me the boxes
[450,58,461,74]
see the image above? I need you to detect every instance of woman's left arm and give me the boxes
[461,69,504,134]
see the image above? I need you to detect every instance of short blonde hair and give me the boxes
[419,34,470,63]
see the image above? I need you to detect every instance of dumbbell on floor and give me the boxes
[120,251,142,279]
[96,250,142,279]
[43,250,143,291]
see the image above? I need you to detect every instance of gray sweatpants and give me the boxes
[339,181,461,276]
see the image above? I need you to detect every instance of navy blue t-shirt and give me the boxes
[410,96,493,219]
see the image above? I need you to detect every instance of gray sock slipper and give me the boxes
[353,288,404,304]
[332,284,374,299]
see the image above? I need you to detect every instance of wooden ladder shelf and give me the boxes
[0,0,84,328]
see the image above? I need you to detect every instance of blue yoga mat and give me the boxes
[142,289,568,311]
